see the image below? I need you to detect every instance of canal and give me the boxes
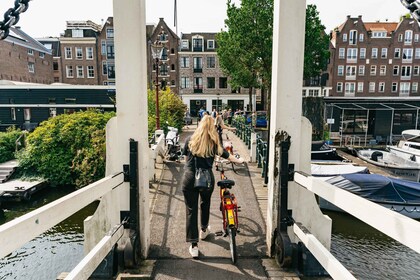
[0,187,419,279]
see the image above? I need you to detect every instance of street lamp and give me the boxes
[151,40,164,129]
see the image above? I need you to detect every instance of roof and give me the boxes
[364,22,398,35]
[4,27,52,54]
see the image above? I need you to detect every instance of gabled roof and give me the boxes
[5,27,52,54]
[364,22,398,35]
[151,18,179,40]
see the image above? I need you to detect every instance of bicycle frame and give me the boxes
[218,162,239,233]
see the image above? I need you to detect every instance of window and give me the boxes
[171,64,175,71]
[76,47,83,59]
[349,30,357,45]
[86,47,93,60]
[23,108,31,121]
[72,29,83,37]
[181,40,189,49]
[106,28,114,38]
[347,48,357,60]
[207,40,215,49]
[102,61,108,75]
[193,57,202,71]
[369,82,375,92]
[416,48,420,59]
[360,48,366,59]
[380,65,386,76]
[346,65,356,78]
[359,33,364,42]
[342,33,347,42]
[392,82,398,92]
[405,30,413,44]
[53,62,59,71]
[87,66,95,78]
[400,82,410,94]
[194,77,203,90]
[39,52,45,58]
[207,77,215,88]
[401,66,412,78]
[413,82,418,93]
[370,65,377,76]
[107,63,115,79]
[65,47,72,59]
[160,63,168,76]
[381,48,388,58]
[10,108,16,121]
[395,48,401,59]
[337,65,344,76]
[403,48,413,60]
[339,48,345,59]
[77,66,84,78]
[181,77,190,89]
[379,82,385,92]
[193,38,203,52]
[66,65,73,78]
[337,82,343,92]
[416,34,419,43]
[357,82,364,92]
[180,57,190,68]
[398,34,403,42]
[219,77,228,88]
[371,48,378,59]
[372,31,387,38]
[107,43,114,59]
[345,82,355,94]
[393,65,399,76]
[412,66,420,78]
[358,65,365,76]
[207,56,216,68]
[28,62,35,73]
[101,40,107,55]
[27,49,34,55]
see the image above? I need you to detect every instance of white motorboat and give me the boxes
[356,149,420,182]
[387,129,420,163]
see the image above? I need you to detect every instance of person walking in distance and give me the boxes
[181,115,243,258]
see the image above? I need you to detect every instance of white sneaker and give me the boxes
[200,225,211,240]
[189,245,199,258]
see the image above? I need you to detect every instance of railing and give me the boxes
[256,133,268,179]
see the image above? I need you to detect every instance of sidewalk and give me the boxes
[137,124,299,280]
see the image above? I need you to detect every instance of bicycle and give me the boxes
[215,158,241,264]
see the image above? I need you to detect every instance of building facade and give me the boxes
[0,27,53,84]
[178,33,249,116]
[37,37,62,83]
[59,21,101,85]
[97,17,115,86]
[328,16,420,97]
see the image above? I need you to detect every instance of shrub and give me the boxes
[17,110,115,188]
[0,127,23,163]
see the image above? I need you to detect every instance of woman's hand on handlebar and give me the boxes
[228,154,244,164]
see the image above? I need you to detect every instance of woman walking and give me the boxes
[181,115,243,258]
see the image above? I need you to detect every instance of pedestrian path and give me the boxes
[143,124,300,280]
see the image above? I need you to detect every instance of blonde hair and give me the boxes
[189,115,223,157]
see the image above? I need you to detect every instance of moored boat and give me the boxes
[387,129,420,163]
[356,149,420,182]
[320,173,420,219]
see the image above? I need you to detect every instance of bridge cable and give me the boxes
[0,0,31,40]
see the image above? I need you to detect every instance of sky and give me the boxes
[0,0,410,38]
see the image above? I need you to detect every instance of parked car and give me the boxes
[184,112,192,125]
[246,111,267,127]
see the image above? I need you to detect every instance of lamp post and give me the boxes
[216,93,220,113]
[151,40,164,129]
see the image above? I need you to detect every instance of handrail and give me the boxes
[0,172,124,259]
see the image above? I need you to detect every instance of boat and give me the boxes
[320,173,420,219]
[311,141,343,161]
[311,163,369,180]
[387,129,420,163]
[356,149,420,182]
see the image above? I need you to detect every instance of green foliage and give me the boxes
[302,97,325,140]
[0,127,23,163]
[17,110,115,188]
[148,87,186,135]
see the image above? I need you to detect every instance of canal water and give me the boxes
[0,188,419,279]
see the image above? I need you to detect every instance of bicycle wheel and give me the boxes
[227,226,238,264]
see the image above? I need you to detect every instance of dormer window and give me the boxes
[207,40,215,49]
[349,30,357,45]
[181,39,189,49]
[372,31,387,38]
[193,38,203,52]
[72,29,83,38]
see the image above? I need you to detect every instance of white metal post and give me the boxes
[266,0,331,255]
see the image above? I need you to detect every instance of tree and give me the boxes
[217,3,329,108]
[304,4,330,80]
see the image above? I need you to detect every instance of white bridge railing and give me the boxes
[0,173,125,272]
[293,172,420,280]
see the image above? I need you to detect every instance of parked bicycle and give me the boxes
[215,157,243,264]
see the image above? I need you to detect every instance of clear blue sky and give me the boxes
[0,0,409,38]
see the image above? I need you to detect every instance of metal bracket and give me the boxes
[288,164,295,182]
[123,164,130,182]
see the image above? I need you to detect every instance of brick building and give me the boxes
[328,16,420,97]
[97,17,115,86]
[59,21,101,85]
[178,33,250,116]
[37,37,62,83]
[0,27,53,84]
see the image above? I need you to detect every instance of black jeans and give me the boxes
[182,169,215,243]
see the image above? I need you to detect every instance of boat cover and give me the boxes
[311,164,369,177]
[326,174,420,204]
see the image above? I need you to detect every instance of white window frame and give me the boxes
[401,65,412,78]
[65,47,72,59]
[337,65,344,76]
[207,40,215,49]
[87,65,95,78]
[400,82,410,95]
[76,47,83,59]
[415,34,419,43]
[379,82,385,92]
[27,49,34,56]
[405,30,413,45]
[347,48,358,61]
[28,62,35,73]
[392,82,398,93]
[414,65,420,76]
[371,48,378,59]
[381,48,388,58]
[106,28,114,39]
[342,33,348,42]
[393,65,399,76]
[403,48,413,61]
[180,56,190,68]
[398,34,403,42]
[360,48,366,59]
[86,47,94,60]
[370,65,377,76]
[101,40,107,55]
[359,33,364,42]
[346,65,356,79]
[336,82,343,92]
[349,30,357,45]
[77,65,84,78]
[412,82,418,93]
[395,48,401,59]
[379,65,386,76]
[181,77,190,89]
[181,40,189,49]
[339,48,345,59]
[358,65,365,76]
[369,82,376,93]
[345,82,355,94]
[357,82,364,92]
[416,48,420,59]
[72,29,83,38]
[66,65,73,78]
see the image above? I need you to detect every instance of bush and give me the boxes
[17,110,115,188]
[0,127,23,163]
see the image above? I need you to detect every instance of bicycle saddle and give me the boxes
[217,179,235,188]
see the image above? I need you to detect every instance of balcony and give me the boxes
[194,86,203,93]
[193,47,203,52]
[193,68,203,73]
